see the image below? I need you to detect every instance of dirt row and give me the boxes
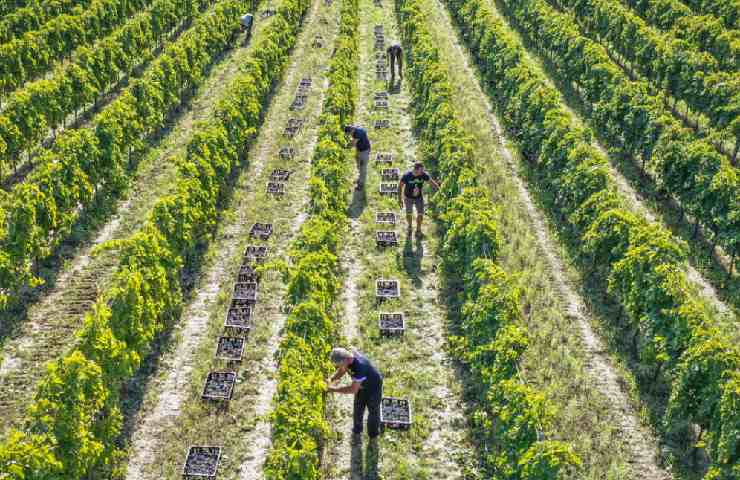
[0,6,275,437]
[121,1,341,477]
[325,1,480,478]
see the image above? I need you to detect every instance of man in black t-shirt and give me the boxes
[327,347,384,440]
[344,125,371,190]
[399,162,439,236]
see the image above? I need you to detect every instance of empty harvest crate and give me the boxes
[270,169,292,181]
[279,147,295,160]
[243,245,268,263]
[182,446,221,479]
[381,397,411,429]
[379,183,398,195]
[381,168,399,180]
[224,302,252,331]
[375,212,397,224]
[379,312,405,335]
[237,263,260,283]
[376,231,398,247]
[376,279,400,299]
[266,181,286,195]
[374,119,390,129]
[375,152,393,164]
[249,223,273,240]
[215,336,246,362]
[202,371,237,401]
[233,282,257,304]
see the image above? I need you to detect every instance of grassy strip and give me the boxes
[506,0,740,265]
[394,0,582,477]
[0,0,310,476]
[0,0,215,176]
[262,0,357,477]
[0,0,96,44]
[0,0,241,309]
[444,0,740,475]
[0,0,154,95]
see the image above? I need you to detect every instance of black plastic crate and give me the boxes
[379,183,398,195]
[375,212,397,224]
[243,245,268,263]
[237,263,260,283]
[249,223,273,240]
[299,77,312,89]
[374,119,390,129]
[381,168,399,180]
[202,371,237,401]
[374,25,384,35]
[375,100,388,110]
[270,169,291,181]
[215,336,246,362]
[283,118,304,138]
[290,95,307,111]
[266,181,286,196]
[379,312,405,336]
[182,446,221,479]
[233,282,258,304]
[376,231,398,247]
[375,152,393,164]
[376,279,400,299]
[380,397,412,429]
[260,8,275,17]
[279,147,295,160]
[224,302,252,331]
[374,91,388,100]
[374,40,385,51]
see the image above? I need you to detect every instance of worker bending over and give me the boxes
[387,42,403,79]
[327,347,384,441]
[344,125,371,190]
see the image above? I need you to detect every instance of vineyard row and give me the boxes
[0,0,160,96]
[503,0,739,268]
[445,0,740,475]
[0,0,307,476]
[0,0,242,308]
[544,0,740,159]
[0,0,96,45]
[0,0,217,178]
[621,0,740,71]
[263,1,356,478]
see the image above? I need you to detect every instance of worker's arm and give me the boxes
[430,177,440,190]
[329,381,362,394]
[328,365,348,383]
[398,181,405,207]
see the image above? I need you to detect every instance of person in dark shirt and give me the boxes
[399,162,439,236]
[327,347,384,440]
[387,42,402,79]
[344,125,371,190]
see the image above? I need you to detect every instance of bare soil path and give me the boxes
[121,2,341,477]
[0,9,272,437]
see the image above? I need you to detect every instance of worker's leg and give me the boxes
[404,197,413,230]
[389,52,396,79]
[353,392,368,434]
[397,51,403,78]
[416,197,424,234]
[366,382,383,438]
[357,149,369,188]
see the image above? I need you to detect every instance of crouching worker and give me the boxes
[327,347,384,441]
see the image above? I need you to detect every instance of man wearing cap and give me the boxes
[327,347,384,440]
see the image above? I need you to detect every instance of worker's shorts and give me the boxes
[404,196,424,216]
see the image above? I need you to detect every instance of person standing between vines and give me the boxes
[387,41,402,79]
[326,347,384,442]
[344,125,371,190]
[399,162,439,236]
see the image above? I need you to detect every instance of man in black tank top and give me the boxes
[327,347,384,439]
